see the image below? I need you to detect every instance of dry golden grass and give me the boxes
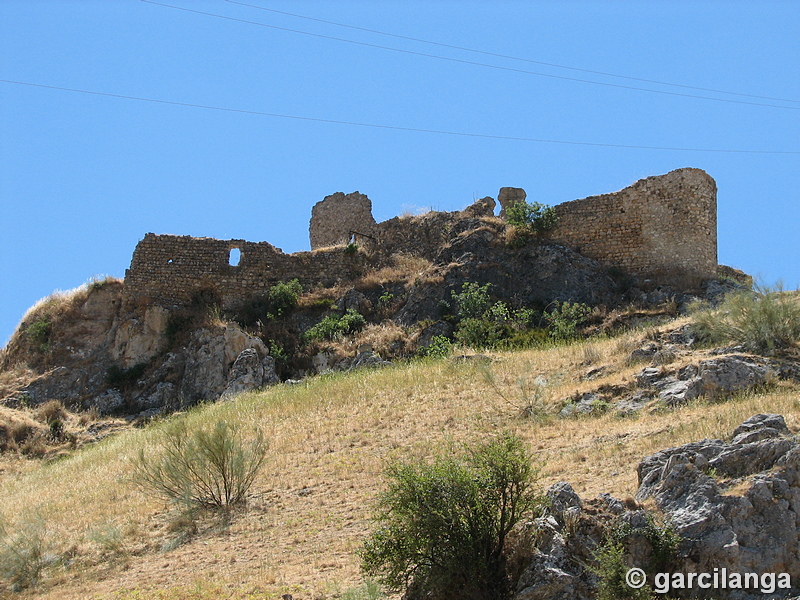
[355,254,437,290]
[1,325,798,599]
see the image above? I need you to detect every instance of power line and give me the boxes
[224,0,800,106]
[3,79,798,155]
[141,0,800,112]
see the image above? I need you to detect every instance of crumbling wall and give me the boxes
[547,168,717,284]
[309,191,377,250]
[123,168,718,310]
[123,234,368,309]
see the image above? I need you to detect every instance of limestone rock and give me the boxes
[91,389,126,415]
[634,415,800,593]
[112,305,170,367]
[221,349,279,400]
[178,325,269,407]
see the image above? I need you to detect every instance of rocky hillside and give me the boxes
[0,208,744,429]
[4,204,798,599]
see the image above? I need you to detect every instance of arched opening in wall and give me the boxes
[229,247,241,267]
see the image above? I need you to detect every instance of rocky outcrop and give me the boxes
[513,415,800,600]
[111,305,169,367]
[635,414,800,596]
[221,348,279,400]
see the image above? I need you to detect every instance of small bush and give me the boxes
[34,400,67,425]
[691,284,800,354]
[593,542,654,600]
[452,282,492,320]
[455,317,506,349]
[593,513,679,600]
[418,335,453,359]
[132,419,267,510]
[106,362,147,390]
[361,433,544,600]
[0,516,50,591]
[505,200,558,234]
[25,319,51,353]
[341,579,386,600]
[268,279,302,318]
[304,309,366,342]
[544,301,592,340]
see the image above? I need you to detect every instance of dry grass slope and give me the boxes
[0,324,798,599]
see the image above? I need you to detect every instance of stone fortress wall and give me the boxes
[122,167,717,308]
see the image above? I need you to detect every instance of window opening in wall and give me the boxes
[167,258,173,264]
[229,247,241,267]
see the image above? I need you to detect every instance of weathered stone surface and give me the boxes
[462,196,496,218]
[636,356,772,408]
[696,356,769,397]
[498,187,526,219]
[309,191,377,250]
[112,305,169,367]
[221,349,279,400]
[558,393,606,418]
[178,326,270,407]
[547,481,583,520]
[634,415,800,595]
[91,389,126,415]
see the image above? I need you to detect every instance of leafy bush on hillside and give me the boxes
[132,420,267,510]
[304,309,366,342]
[448,283,589,349]
[505,200,558,234]
[544,301,592,340]
[268,279,303,318]
[691,284,800,354]
[361,433,544,600]
[25,319,51,353]
[592,513,680,600]
[452,282,493,320]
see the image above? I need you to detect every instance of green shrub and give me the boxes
[505,200,558,234]
[268,279,302,318]
[418,335,453,359]
[455,317,506,349]
[593,513,679,600]
[361,433,543,600]
[341,579,386,600]
[593,541,654,600]
[132,420,267,510]
[544,301,592,340]
[25,318,51,353]
[304,309,366,342]
[452,282,492,320]
[691,284,800,355]
[345,242,359,255]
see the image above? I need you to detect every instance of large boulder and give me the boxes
[178,325,269,407]
[635,415,800,594]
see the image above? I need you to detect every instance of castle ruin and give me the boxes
[122,167,717,309]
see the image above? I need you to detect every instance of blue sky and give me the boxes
[2,0,798,346]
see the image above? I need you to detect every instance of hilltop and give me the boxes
[3,169,800,598]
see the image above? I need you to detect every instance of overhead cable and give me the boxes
[3,79,798,155]
[140,0,799,112]
[223,0,800,106]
